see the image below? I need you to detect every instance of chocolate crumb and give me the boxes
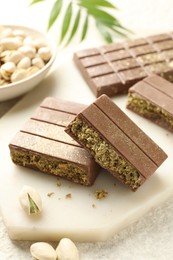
[95,190,108,200]
[47,192,55,197]
[56,179,62,187]
[65,193,72,199]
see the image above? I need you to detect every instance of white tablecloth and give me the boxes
[1,0,173,259]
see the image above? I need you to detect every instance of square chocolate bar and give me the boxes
[74,32,173,97]
[66,95,167,191]
[127,74,173,132]
[9,97,100,186]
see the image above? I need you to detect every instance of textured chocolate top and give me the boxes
[74,32,173,97]
[66,95,167,182]
[9,97,100,175]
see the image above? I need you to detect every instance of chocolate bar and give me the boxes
[9,97,100,186]
[74,32,173,97]
[66,94,167,191]
[127,74,173,132]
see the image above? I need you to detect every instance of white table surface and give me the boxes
[1,0,173,259]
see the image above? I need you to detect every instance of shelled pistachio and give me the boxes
[0,26,52,86]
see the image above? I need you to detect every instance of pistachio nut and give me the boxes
[38,46,52,61]
[17,56,31,69]
[4,50,23,64]
[32,57,45,69]
[1,37,22,50]
[18,45,36,59]
[56,238,80,260]
[18,185,42,215]
[27,66,39,77]
[11,68,28,83]
[0,62,16,80]
[0,27,52,86]
[30,242,56,260]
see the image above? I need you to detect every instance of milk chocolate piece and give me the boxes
[66,95,167,191]
[74,32,173,97]
[9,97,100,186]
[127,74,173,132]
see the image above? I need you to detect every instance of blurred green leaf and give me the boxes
[87,7,119,25]
[59,2,73,44]
[29,0,130,47]
[47,0,63,30]
[79,0,117,9]
[29,0,45,6]
[81,14,89,41]
[96,22,113,43]
[65,9,81,46]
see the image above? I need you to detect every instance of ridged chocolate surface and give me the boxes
[127,74,173,131]
[66,95,167,189]
[74,33,173,97]
[9,97,100,185]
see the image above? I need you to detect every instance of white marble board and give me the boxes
[0,52,173,242]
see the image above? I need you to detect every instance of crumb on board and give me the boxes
[92,204,96,208]
[56,179,62,187]
[94,190,108,200]
[65,193,72,199]
[47,192,55,197]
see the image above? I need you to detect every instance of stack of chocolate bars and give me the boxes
[10,32,173,191]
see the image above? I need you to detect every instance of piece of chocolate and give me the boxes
[66,94,167,191]
[74,32,173,97]
[9,97,100,186]
[127,74,173,132]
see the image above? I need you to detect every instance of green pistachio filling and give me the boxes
[128,93,173,129]
[70,118,141,190]
[10,149,89,185]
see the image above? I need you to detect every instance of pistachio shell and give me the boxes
[0,28,13,39]
[38,46,51,61]
[27,66,39,77]
[30,242,56,260]
[17,56,31,69]
[32,57,45,69]
[18,185,42,215]
[56,238,80,260]
[1,62,16,80]
[18,45,36,59]
[34,38,47,49]
[4,50,23,64]
[0,37,22,50]
[23,36,35,47]
[11,68,28,83]
[12,29,26,38]
[0,50,11,61]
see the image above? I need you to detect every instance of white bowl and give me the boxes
[0,25,56,102]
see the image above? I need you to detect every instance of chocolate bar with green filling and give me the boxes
[74,32,173,97]
[66,94,167,191]
[127,74,173,132]
[9,97,100,186]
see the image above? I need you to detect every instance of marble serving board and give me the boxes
[0,53,173,243]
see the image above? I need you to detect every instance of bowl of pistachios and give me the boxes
[0,25,57,101]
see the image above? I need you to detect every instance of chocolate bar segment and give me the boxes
[74,32,173,97]
[9,97,100,186]
[66,95,167,191]
[127,74,173,132]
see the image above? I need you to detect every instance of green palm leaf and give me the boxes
[29,0,130,46]
[59,2,73,44]
[65,9,81,46]
[29,0,45,6]
[81,14,89,41]
[79,0,117,9]
[96,22,113,43]
[47,0,63,30]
